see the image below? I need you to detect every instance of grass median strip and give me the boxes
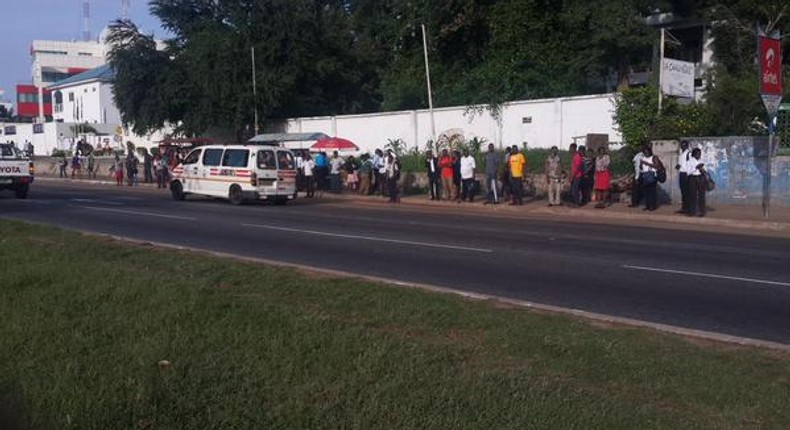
[1,220,789,430]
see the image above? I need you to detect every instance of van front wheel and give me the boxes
[228,185,245,205]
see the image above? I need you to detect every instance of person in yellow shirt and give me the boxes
[508,145,526,205]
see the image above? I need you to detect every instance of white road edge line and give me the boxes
[242,223,493,254]
[79,206,198,221]
[623,265,790,288]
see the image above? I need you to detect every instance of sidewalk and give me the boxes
[37,175,790,235]
[321,189,790,235]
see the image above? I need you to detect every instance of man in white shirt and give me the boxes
[460,149,476,202]
[629,144,645,207]
[329,151,344,193]
[676,140,691,214]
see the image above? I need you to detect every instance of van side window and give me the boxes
[257,150,276,170]
[222,149,250,167]
[277,151,295,170]
[183,149,202,165]
[203,149,223,166]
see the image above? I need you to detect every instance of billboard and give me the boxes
[759,36,782,96]
[759,36,783,117]
[661,58,695,98]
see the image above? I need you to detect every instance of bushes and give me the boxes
[613,85,717,149]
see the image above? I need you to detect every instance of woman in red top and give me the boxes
[438,149,455,201]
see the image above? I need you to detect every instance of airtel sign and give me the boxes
[759,36,782,96]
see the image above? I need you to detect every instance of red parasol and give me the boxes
[311,137,359,151]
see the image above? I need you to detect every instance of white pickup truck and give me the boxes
[0,143,34,199]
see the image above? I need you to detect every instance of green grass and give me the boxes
[2,221,790,429]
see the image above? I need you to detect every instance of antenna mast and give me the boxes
[121,0,131,20]
[82,0,91,41]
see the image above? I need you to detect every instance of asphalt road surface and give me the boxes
[3,181,790,344]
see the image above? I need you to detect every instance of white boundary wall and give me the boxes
[0,122,166,156]
[284,93,621,152]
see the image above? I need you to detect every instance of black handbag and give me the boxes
[704,172,715,192]
[657,167,667,184]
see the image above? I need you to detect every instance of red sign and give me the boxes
[759,36,782,96]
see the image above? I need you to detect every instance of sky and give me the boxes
[0,0,168,103]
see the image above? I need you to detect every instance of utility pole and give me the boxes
[421,24,436,143]
[251,46,260,136]
[658,28,665,114]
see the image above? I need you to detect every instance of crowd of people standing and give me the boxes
[297,149,402,203]
[292,141,712,216]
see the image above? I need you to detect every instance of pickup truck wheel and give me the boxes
[170,181,185,201]
[228,185,245,205]
[14,184,29,199]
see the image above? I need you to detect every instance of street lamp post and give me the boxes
[421,24,436,143]
[251,46,260,136]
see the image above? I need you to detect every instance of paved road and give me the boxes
[3,181,790,344]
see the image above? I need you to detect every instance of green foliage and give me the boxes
[614,85,715,147]
[107,0,789,143]
[384,138,407,157]
[613,86,658,147]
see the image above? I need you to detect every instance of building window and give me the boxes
[41,71,70,83]
[78,52,93,56]
[68,92,74,102]
[18,93,38,104]
[36,50,67,56]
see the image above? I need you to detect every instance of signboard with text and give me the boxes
[759,35,783,117]
[661,58,695,98]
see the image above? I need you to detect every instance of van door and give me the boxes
[200,148,224,196]
[276,150,297,196]
[180,149,202,192]
[255,149,277,196]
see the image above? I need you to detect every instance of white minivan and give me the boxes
[170,143,297,205]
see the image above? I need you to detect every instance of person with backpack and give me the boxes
[639,145,662,211]
[358,153,373,196]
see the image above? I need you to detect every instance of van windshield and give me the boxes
[277,151,295,170]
